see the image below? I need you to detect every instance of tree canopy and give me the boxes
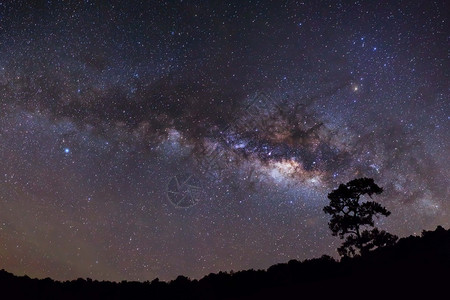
[324,177,398,257]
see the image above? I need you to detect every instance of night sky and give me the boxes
[0,1,448,282]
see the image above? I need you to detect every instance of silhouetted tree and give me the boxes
[324,177,398,257]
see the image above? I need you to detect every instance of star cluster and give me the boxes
[0,1,448,281]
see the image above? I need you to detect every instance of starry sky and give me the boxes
[0,0,448,282]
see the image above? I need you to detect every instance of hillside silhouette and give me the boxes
[1,226,449,299]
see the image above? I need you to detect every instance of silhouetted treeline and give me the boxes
[1,226,449,299]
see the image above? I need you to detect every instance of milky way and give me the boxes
[0,1,448,281]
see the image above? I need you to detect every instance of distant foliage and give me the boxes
[324,178,398,257]
[0,226,449,299]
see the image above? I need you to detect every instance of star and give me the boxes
[0,0,447,283]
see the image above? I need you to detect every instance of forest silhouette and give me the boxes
[0,225,448,299]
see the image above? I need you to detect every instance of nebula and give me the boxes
[0,0,448,282]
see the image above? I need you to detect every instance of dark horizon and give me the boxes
[1,225,449,300]
[0,0,448,282]
[1,225,447,284]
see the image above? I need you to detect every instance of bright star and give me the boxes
[64,148,70,154]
